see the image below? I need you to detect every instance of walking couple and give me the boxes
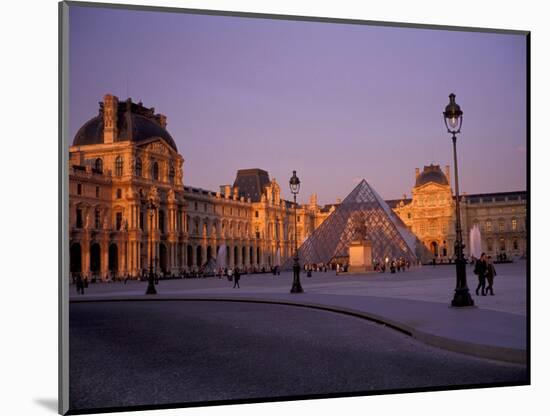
[474,253,497,296]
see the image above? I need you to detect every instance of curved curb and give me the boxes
[70,295,526,365]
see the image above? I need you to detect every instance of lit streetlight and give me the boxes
[289,170,304,293]
[443,93,474,307]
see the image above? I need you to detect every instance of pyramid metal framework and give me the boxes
[285,179,428,267]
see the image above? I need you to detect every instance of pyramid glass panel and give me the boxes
[284,179,429,268]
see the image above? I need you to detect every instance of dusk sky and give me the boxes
[69,5,527,205]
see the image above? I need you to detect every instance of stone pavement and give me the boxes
[70,261,528,364]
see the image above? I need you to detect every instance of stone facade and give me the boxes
[68,96,527,280]
[389,164,527,260]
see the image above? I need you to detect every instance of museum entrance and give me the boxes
[90,243,101,278]
[159,243,168,274]
[430,241,438,257]
[108,243,118,277]
[70,243,82,275]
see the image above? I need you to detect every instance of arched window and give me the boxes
[115,156,123,177]
[499,237,506,251]
[152,161,159,181]
[169,162,175,184]
[94,158,103,173]
[135,158,142,177]
[158,210,165,233]
[513,239,519,250]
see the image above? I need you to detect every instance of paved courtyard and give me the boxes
[68,260,528,412]
[70,300,527,412]
[71,260,527,316]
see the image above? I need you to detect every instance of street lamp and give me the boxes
[289,170,304,293]
[146,198,157,295]
[443,93,474,307]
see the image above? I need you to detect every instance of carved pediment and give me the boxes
[141,139,172,156]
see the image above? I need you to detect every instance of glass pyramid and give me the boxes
[286,179,429,267]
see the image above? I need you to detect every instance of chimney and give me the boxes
[445,165,451,182]
[224,185,232,198]
[310,193,318,207]
[233,186,239,199]
[103,94,118,143]
[415,168,420,178]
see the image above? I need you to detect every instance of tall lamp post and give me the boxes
[443,93,474,307]
[146,198,157,295]
[289,170,304,293]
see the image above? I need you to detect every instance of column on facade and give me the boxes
[101,235,109,281]
[190,244,196,267]
[136,240,141,275]
[82,232,90,279]
[251,242,257,267]
[120,238,127,276]
[244,241,250,267]
[128,240,134,277]
[229,241,235,268]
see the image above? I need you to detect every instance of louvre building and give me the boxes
[68,95,527,280]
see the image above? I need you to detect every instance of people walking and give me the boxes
[76,273,85,295]
[233,268,240,288]
[485,256,497,295]
[227,267,233,281]
[474,253,487,296]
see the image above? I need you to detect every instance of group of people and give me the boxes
[474,253,497,296]
[373,258,410,273]
[74,273,88,295]
[225,267,241,288]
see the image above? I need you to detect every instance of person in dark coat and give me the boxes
[76,273,84,295]
[474,253,487,296]
[485,256,497,295]
[233,268,240,288]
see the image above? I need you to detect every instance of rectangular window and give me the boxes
[77,183,82,195]
[139,211,144,230]
[76,209,83,228]
[512,219,517,231]
[204,203,207,212]
[116,212,123,230]
[499,222,505,232]
[94,209,100,229]
[95,186,100,198]
[297,216,301,223]
[255,211,259,218]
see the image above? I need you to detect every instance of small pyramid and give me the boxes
[285,179,428,267]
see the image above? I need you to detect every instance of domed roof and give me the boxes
[415,164,449,187]
[72,96,178,151]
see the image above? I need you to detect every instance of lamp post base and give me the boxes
[290,281,304,293]
[146,272,157,295]
[451,287,474,307]
[290,263,304,293]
